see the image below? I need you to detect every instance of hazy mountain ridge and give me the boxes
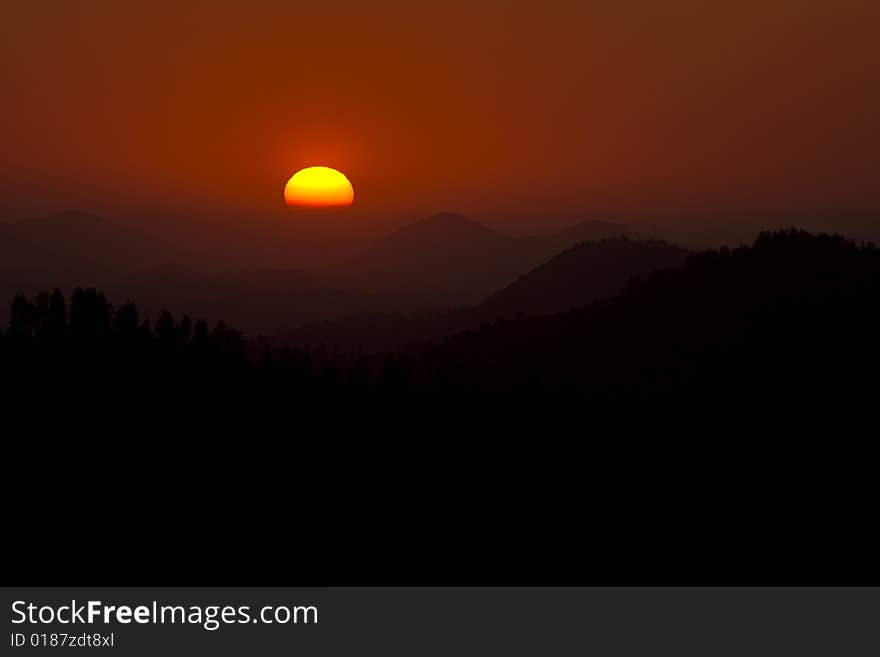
[6,229,878,418]
[277,237,691,350]
[1,210,630,331]
[0,211,466,329]
[340,212,632,301]
[344,212,530,300]
[524,219,634,255]
[0,211,172,273]
[13,209,875,340]
[480,237,690,319]
[420,229,880,403]
[113,268,450,334]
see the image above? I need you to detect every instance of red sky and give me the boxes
[2,1,878,234]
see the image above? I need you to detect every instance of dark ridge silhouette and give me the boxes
[0,211,456,331]
[418,229,880,416]
[0,210,632,332]
[342,212,633,301]
[0,267,450,336]
[112,267,451,334]
[479,237,690,318]
[7,229,876,419]
[0,211,176,325]
[6,229,878,584]
[525,218,632,255]
[4,286,247,375]
[276,237,691,350]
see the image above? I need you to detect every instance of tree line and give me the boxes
[3,229,879,421]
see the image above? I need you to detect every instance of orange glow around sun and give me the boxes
[284,166,354,207]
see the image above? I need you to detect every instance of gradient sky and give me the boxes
[2,0,878,231]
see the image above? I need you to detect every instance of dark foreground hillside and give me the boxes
[3,229,878,419]
[279,237,690,350]
[420,229,880,416]
[4,229,877,584]
[479,237,691,318]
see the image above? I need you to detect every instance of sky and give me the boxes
[2,0,878,235]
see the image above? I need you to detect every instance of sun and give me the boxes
[284,166,354,207]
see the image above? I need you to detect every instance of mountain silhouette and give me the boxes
[0,211,456,331]
[1,210,636,332]
[479,237,690,318]
[279,237,691,350]
[6,228,876,586]
[0,212,178,326]
[525,218,631,256]
[346,212,525,299]
[344,212,630,301]
[420,229,880,414]
[7,228,878,426]
[113,267,446,334]
[0,211,170,274]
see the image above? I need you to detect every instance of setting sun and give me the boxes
[284,166,354,207]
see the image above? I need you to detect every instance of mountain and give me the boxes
[109,268,446,335]
[479,237,690,318]
[12,228,875,421]
[525,219,631,256]
[0,211,171,274]
[7,231,876,585]
[346,212,526,300]
[0,211,449,332]
[278,237,689,350]
[420,229,880,413]
[0,212,175,326]
[344,212,631,301]
[0,210,636,334]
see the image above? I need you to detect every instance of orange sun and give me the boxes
[284,166,354,207]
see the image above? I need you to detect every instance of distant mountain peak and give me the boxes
[370,211,513,247]
[401,212,508,237]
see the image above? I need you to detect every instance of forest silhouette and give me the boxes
[4,229,878,426]
[6,0,880,586]
[5,228,878,584]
